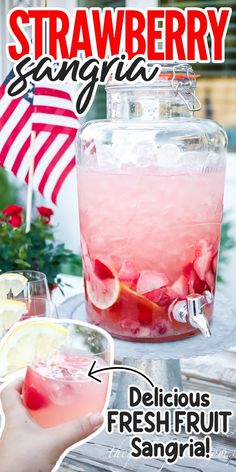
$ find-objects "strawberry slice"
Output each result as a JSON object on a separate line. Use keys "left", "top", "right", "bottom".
{"left": 183, "top": 262, "right": 205, "bottom": 294}
{"left": 145, "top": 287, "right": 171, "bottom": 306}
{"left": 118, "top": 261, "right": 139, "bottom": 289}
{"left": 120, "top": 319, "right": 140, "bottom": 335}
{"left": 182, "top": 262, "right": 194, "bottom": 278}
{"left": 206, "top": 269, "right": 215, "bottom": 291}
{"left": 212, "top": 253, "right": 218, "bottom": 274}
{"left": 24, "top": 385, "right": 49, "bottom": 411}
{"left": 190, "top": 270, "right": 206, "bottom": 293}
{"left": 94, "top": 259, "right": 115, "bottom": 280}
{"left": 158, "top": 324, "right": 167, "bottom": 335}
{"left": 137, "top": 270, "right": 169, "bottom": 294}
{"left": 168, "top": 275, "right": 188, "bottom": 299}
{"left": 193, "top": 239, "right": 213, "bottom": 281}
{"left": 153, "top": 322, "right": 167, "bottom": 336}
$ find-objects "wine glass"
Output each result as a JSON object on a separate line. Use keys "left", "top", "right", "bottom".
{"left": 0, "top": 297, "right": 58, "bottom": 340}
{"left": 6, "top": 270, "right": 50, "bottom": 299}
{"left": 18, "top": 297, "right": 58, "bottom": 320}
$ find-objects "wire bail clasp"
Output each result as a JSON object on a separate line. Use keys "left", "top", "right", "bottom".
{"left": 171, "top": 64, "right": 201, "bottom": 112}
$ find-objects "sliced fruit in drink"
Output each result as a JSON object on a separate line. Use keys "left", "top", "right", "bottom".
{"left": 87, "top": 283, "right": 166, "bottom": 326}
{"left": 0, "top": 273, "right": 28, "bottom": 299}
{"left": 23, "top": 380, "right": 49, "bottom": 410}
{"left": 168, "top": 275, "right": 188, "bottom": 299}
{"left": 182, "top": 262, "right": 194, "bottom": 278}
{"left": 158, "top": 324, "right": 167, "bottom": 335}
{"left": 193, "top": 239, "right": 213, "bottom": 281}
{"left": 137, "top": 270, "right": 169, "bottom": 294}
{"left": 86, "top": 259, "right": 120, "bottom": 310}
{"left": 145, "top": 287, "right": 171, "bottom": 306}
{"left": 190, "top": 271, "right": 206, "bottom": 294}
{"left": 120, "top": 318, "right": 140, "bottom": 335}
{"left": 0, "top": 320, "right": 68, "bottom": 378}
{"left": 118, "top": 285, "right": 166, "bottom": 325}
{"left": 86, "top": 277, "right": 120, "bottom": 310}
{"left": 206, "top": 269, "right": 215, "bottom": 291}
{"left": 182, "top": 263, "right": 206, "bottom": 294}
{"left": 212, "top": 254, "right": 218, "bottom": 274}
{"left": 0, "top": 300, "right": 27, "bottom": 336}
{"left": 118, "top": 261, "right": 139, "bottom": 289}
{"left": 153, "top": 322, "right": 168, "bottom": 336}
{"left": 94, "top": 259, "right": 116, "bottom": 280}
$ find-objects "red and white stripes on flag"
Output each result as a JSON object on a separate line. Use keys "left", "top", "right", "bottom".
{"left": 0, "top": 73, "right": 79, "bottom": 204}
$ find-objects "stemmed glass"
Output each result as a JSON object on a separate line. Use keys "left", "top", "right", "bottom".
{"left": 0, "top": 271, "right": 54, "bottom": 340}
{"left": 0, "top": 297, "right": 58, "bottom": 340}
{"left": 18, "top": 297, "right": 58, "bottom": 319}
{"left": 6, "top": 270, "right": 50, "bottom": 299}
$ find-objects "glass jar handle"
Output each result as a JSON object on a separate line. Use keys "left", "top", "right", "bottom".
{"left": 171, "top": 64, "right": 202, "bottom": 112}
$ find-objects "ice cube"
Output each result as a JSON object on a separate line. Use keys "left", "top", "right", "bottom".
{"left": 157, "top": 144, "right": 181, "bottom": 168}
{"left": 130, "top": 139, "right": 158, "bottom": 167}
{"left": 97, "top": 148, "right": 120, "bottom": 169}
{"left": 111, "top": 133, "right": 134, "bottom": 166}
{"left": 48, "top": 378, "right": 74, "bottom": 406}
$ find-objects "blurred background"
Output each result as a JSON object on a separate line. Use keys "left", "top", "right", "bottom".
{"left": 0, "top": 0, "right": 235, "bottom": 299}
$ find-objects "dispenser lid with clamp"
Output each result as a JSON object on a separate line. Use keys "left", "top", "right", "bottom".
{"left": 171, "top": 63, "right": 202, "bottom": 112}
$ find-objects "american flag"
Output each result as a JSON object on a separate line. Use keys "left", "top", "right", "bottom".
{"left": 0, "top": 70, "right": 79, "bottom": 204}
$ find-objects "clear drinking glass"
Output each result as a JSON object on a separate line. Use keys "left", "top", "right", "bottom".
{"left": 22, "top": 321, "right": 112, "bottom": 428}
{"left": 0, "top": 298, "right": 58, "bottom": 340}
{"left": 7, "top": 270, "right": 50, "bottom": 299}
{"left": 18, "top": 297, "right": 58, "bottom": 319}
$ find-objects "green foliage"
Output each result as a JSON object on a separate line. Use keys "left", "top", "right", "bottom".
{"left": 0, "top": 216, "right": 82, "bottom": 287}
{"left": 0, "top": 170, "right": 17, "bottom": 211}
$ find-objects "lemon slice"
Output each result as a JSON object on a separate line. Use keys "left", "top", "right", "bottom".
{"left": 86, "top": 278, "right": 120, "bottom": 310}
{"left": 0, "top": 319, "right": 68, "bottom": 378}
{"left": 0, "top": 300, "right": 27, "bottom": 336}
{"left": 0, "top": 273, "right": 28, "bottom": 299}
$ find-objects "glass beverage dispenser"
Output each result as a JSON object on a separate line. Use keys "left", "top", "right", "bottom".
{"left": 77, "top": 64, "right": 227, "bottom": 342}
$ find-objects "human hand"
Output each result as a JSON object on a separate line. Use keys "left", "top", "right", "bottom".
{"left": 0, "top": 378, "right": 104, "bottom": 472}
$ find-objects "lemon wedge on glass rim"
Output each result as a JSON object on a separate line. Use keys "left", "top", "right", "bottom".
{"left": 0, "top": 319, "right": 68, "bottom": 379}
{"left": 0, "top": 273, "right": 28, "bottom": 299}
{"left": 0, "top": 300, "right": 27, "bottom": 337}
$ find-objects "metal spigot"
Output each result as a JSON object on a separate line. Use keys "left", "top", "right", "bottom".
{"left": 171, "top": 290, "right": 213, "bottom": 337}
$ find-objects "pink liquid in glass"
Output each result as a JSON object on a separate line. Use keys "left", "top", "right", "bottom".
{"left": 23, "top": 354, "right": 109, "bottom": 428}
{"left": 78, "top": 167, "right": 225, "bottom": 342}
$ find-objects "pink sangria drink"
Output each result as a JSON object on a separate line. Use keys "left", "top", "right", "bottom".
{"left": 78, "top": 167, "right": 225, "bottom": 342}
{"left": 23, "top": 353, "right": 109, "bottom": 428}
{"left": 77, "top": 65, "right": 227, "bottom": 342}
{"left": 22, "top": 322, "right": 111, "bottom": 428}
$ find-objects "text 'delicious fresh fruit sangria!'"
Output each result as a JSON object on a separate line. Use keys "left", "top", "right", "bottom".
{"left": 77, "top": 65, "right": 227, "bottom": 342}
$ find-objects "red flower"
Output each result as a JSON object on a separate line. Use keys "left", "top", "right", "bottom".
{"left": 9, "top": 214, "right": 22, "bottom": 228}
{"left": 37, "top": 206, "right": 54, "bottom": 224}
{"left": 1, "top": 205, "right": 23, "bottom": 228}
{"left": 2, "top": 205, "right": 23, "bottom": 216}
